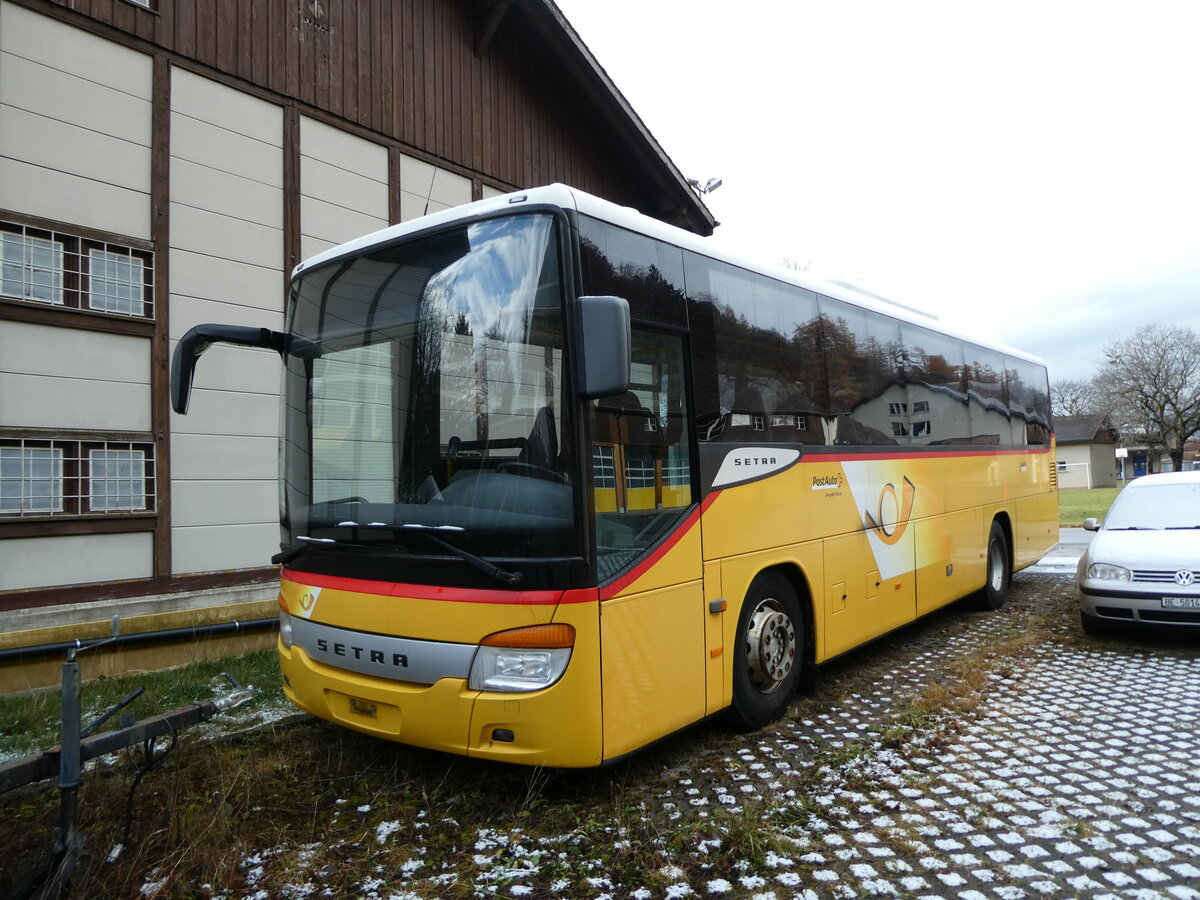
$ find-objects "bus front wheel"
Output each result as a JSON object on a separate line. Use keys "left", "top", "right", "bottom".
{"left": 729, "top": 573, "right": 804, "bottom": 730}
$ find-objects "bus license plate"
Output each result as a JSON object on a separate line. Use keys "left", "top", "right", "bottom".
{"left": 1162, "top": 597, "right": 1200, "bottom": 609}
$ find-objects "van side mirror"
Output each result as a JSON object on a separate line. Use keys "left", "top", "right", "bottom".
{"left": 171, "top": 324, "right": 289, "bottom": 414}
{"left": 1082, "top": 517, "right": 1100, "bottom": 532}
{"left": 577, "top": 295, "right": 630, "bottom": 399}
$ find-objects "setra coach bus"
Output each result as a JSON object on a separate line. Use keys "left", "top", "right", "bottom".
{"left": 172, "top": 184, "right": 1057, "bottom": 767}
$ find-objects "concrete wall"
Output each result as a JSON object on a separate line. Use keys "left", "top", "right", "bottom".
{"left": 1056, "top": 443, "right": 1118, "bottom": 490}
{"left": 168, "top": 68, "right": 285, "bottom": 575}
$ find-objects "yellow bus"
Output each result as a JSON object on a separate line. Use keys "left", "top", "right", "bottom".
{"left": 172, "top": 184, "right": 1057, "bottom": 767}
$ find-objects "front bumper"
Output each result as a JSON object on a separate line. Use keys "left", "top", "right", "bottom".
{"left": 1079, "top": 586, "right": 1200, "bottom": 627}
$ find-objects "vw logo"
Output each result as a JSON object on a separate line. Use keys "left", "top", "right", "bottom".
{"left": 1176, "top": 570, "right": 1196, "bottom": 586}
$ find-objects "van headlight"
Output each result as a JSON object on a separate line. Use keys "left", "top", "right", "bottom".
{"left": 469, "top": 624, "right": 574, "bottom": 693}
{"left": 1088, "top": 563, "right": 1132, "bottom": 582}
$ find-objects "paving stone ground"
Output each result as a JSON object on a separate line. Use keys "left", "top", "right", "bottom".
{"left": 642, "top": 573, "right": 1200, "bottom": 900}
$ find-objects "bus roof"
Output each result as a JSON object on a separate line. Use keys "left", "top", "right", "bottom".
{"left": 293, "top": 183, "right": 1047, "bottom": 369}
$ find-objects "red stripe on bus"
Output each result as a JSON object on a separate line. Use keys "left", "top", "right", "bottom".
{"left": 797, "top": 446, "right": 1052, "bottom": 463}
{"left": 599, "top": 502, "right": 710, "bottom": 600}
{"left": 280, "top": 570, "right": 595, "bottom": 605}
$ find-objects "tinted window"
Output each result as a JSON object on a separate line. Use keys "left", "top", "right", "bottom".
{"left": 964, "top": 345, "right": 1013, "bottom": 446}
{"left": 818, "top": 295, "right": 902, "bottom": 446}
{"left": 684, "top": 253, "right": 822, "bottom": 443}
{"left": 1006, "top": 355, "right": 1052, "bottom": 445}
{"left": 899, "top": 324, "right": 971, "bottom": 446}
{"left": 578, "top": 216, "right": 687, "bottom": 329}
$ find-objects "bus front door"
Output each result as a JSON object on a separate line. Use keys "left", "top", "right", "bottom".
{"left": 593, "top": 330, "right": 706, "bottom": 760}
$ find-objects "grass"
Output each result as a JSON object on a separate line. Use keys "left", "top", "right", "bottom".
{"left": 0, "top": 648, "right": 283, "bottom": 759}
{"left": 1058, "top": 485, "right": 1124, "bottom": 526}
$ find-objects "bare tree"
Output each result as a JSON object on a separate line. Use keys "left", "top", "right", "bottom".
{"left": 1095, "top": 324, "right": 1200, "bottom": 472}
{"left": 1049, "top": 377, "right": 1097, "bottom": 417}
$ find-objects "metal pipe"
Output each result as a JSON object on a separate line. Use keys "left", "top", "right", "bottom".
{"left": 0, "top": 618, "right": 278, "bottom": 665}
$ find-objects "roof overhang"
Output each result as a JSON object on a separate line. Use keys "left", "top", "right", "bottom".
{"left": 517, "top": 0, "right": 718, "bottom": 236}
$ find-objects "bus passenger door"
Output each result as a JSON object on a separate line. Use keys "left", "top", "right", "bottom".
{"left": 594, "top": 330, "right": 706, "bottom": 760}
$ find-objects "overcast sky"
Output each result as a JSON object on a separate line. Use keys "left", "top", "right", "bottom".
{"left": 552, "top": 0, "right": 1200, "bottom": 384}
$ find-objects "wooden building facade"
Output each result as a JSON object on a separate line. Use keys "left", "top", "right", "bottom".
{"left": 0, "top": 0, "right": 713, "bottom": 676}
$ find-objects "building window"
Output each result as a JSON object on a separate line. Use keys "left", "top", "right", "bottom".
{"left": 913, "top": 400, "right": 930, "bottom": 413}
{"left": 1, "top": 231, "right": 63, "bottom": 304}
{"left": 0, "top": 437, "right": 155, "bottom": 517}
{"left": 88, "top": 248, "right": 147, "bottom": 316}
{"left": 89, "top": 448, "right": 149, "bottom": 511}
{"left": 912, "top": 421, "right": 932, "bottom": 438}
{"left": 0, "top": 445, "right": 64, "bottom": 514}
{"left": 892, "top": 422, "right": 910, "bottom": 437}
{"left": 0, "top": 222, "right": 153, "bottom": 319}
{"left": 889, "top": 402, "right": 908, "bottom": 416}
{"left": 1057, "top": 460, "right": 1067, "bottom": 472}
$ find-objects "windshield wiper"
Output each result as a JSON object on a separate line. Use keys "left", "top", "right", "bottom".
{"left": 280, "top": 524, "right": 523, "bottom": 587}
{"left": 396, "top": 524, "right": 523, "bottom": 587}
{"left": 272, "top": 535, "right": 371, "bottom": 566}
{"left": 1165, "top": 525, "right": 1200, "bottom": 530}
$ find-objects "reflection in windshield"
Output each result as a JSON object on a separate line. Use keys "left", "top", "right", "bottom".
{"left": 1105, "top": 482, "right": 1200, "bottom": 531}
{"left": 280, "top": 214, "right": 578, "bottom": 572}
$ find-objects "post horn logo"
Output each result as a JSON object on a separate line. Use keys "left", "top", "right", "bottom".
{"left": 863, "top": 476, "right": 916, "bottom": 546}
{"left": 299, "top": 591, "right": 318, "bottom": 612}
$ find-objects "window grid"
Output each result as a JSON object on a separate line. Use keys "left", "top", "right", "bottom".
{"left": 625, "top": 455, "right": 657, "bottom": 489}
{"left": 0, "top": 222, "right": 153, "bottom": 320}
{"left": 1, "top": 231, "right": 63, "bottom": 304}
{"left": 592, "top": 445, "right": 616, "bottom": 489}
{"left": 0, "top": 438, "right": 155, "bottom": 517}
{"left": 0, "top": 446, "right": 63, "bottom": 514}
{"left": 88, "top": 248, "right": 146, "bottom": 316}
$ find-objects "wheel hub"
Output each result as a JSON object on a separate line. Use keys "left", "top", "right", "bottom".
{"left": 745, "top": 599, "right": 796, "bottom": 692}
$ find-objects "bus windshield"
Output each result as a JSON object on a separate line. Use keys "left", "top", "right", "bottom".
{"left": 280, "top": 213, "right": 579, "bottom": 577}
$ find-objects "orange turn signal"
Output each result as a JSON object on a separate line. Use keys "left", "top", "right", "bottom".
{"left": 480, "top": 624, "right": 576, "bottom": 649}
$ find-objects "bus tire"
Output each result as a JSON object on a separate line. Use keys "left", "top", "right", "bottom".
{"left": 729, "top": 573, "right": 804, "bottom": 730}
{"left": 975, "top": 520, "right": 1011, "bottom": 610}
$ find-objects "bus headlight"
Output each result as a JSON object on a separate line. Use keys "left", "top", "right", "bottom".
{"left": 279, "top": 609, "right": 295, "bottom": 649}
{"left": 469, "top": 624, "right": 575, "bottom": 693}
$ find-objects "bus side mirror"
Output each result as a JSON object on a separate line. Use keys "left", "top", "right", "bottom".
{"left": 577, "top": 295, "right": 630, "bottom": 399}
{"left": 171, "top": 324, "right": 290, "bottom": 414}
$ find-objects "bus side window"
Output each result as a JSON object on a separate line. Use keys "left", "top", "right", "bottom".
{"left": 592, "top": 331, "right": 694, "bottom": 581}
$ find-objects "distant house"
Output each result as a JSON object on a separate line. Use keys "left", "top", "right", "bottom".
{"left": 1055, "top": 415, "right": 1119, "bottom": 488}
{"left": 1158, "top": 440, "right": 1200, "bottom": 473}
{"left": 1186, "top": 441, "right": 1200, "bottom": 472}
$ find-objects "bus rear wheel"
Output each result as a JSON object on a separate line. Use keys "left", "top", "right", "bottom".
{"left": 974, "top": 520, "right": 1011, "bottom": 610}
{"left": 729, "top": 573, "right": 804, "bottom": 730}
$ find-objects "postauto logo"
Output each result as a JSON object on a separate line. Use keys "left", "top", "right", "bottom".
{"left": 863, "top": 476, "right": 916, "bottom": 546}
